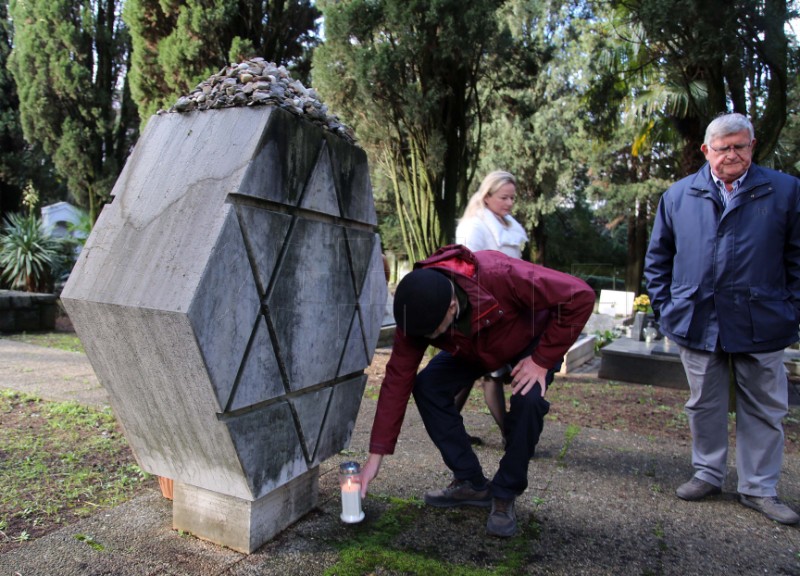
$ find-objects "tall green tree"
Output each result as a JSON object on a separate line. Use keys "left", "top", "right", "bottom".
{"left": 584, "top": 124, "right": 677, "bottom": 294}
{"left": 610, "top": 0, "right": 796, "bottom": 171}
{"left": 0, "top": 0, "right": 22, "bottom": 218}
{"left": 314, "top": 0, "right": 507, "bottom": 262}
{"left": 124, "top": 0, "right": 321, "bottom": 123}
{"left": 0, "top": 0, "right": 63, "bottom": 220}
{"left": 576, "top": 0, "right": 797, "bottom": 293}
{"left": 774, "top": 42, "right": 800, "bottom": 176}
{"left": 477, "top": 0, "right": 593, "bottom": 265}
{"left": 9, "top": 0, "right": 139, "bottom": 222}
{"left": 578, "top": 4, "right": 682, "bottom": 294}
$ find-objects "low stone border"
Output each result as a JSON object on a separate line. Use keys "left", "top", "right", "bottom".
{"left": 0, "top": 289, "right": 57, "bottom": 332}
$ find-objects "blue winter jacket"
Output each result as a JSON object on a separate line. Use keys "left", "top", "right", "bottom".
{"left": 645, "top": 163, "right": 800, "bottom": 353}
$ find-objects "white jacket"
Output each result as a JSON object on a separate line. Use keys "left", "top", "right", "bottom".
{"left": 455, "top": 208, "right": 528, "bottom": 258}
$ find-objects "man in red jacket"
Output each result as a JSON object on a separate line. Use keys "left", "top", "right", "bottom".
{"left": 360, "top": 245, "right": 594, "bottom": 537}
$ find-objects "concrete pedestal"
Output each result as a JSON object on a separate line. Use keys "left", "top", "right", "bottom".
{"left": 173, "top": 468, "right": 319, "bottom": 554}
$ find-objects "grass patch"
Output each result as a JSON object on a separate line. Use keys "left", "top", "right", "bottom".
{"left": 4, "top": 331, "right": 84, "bottom": 353}
{"left": 0, "top": 390, "right": 151, "bottom": 552}
{"left": 558, "top": 423, "right": 581, "bottom": 462}
{"left": 324, "top": 496, "right": 534, "bottom": 575}
{"left": 74, "top": 533, "right": 105, "bottom": 551}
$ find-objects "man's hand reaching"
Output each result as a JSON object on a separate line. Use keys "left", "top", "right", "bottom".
{"left": 360, "top": 453, "right": 383, "bottom": 498}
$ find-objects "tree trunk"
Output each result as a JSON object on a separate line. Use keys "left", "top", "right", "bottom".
{"left": 530, "top": 221, "right": 547, "bottom": 265}
{"left": 753, "top": 0, "right": 788, "bottom": 161}
{"left": 625, "top": 199, "right": 649, "bottom": 294}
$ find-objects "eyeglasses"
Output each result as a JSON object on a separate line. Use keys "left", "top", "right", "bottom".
{"left": 707, "top": 142, "right": 752, "bottom": 154}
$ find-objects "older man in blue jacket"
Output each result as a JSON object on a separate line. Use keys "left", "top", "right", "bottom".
{"left": 645, "top": 112, "right": 800, "bottom": 524}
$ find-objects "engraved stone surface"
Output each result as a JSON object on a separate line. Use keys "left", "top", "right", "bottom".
{"left": 61, "top": 106, "right": 386, "bottom": 508}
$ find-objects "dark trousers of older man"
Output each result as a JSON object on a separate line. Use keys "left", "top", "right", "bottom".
{"left": 412, "top": 342, "right": 553, "bottom": 501}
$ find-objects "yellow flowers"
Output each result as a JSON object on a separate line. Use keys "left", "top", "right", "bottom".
{"left": 633, "top": 294, "right": 651, "bottom": 313}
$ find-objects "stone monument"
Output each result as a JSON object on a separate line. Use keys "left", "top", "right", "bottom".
{"left": 61, "top": 61, "right": 387, "bottom": 553}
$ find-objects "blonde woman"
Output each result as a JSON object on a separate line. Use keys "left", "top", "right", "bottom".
{"left": 454, "top": 171, "right": 529, "bottom": 444}
{"left": 455, "top": 170, "right": 528, "bottom": 257}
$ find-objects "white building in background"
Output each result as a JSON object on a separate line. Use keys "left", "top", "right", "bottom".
{"left": 41, "top": 201, "right": 83, "bottom": 239}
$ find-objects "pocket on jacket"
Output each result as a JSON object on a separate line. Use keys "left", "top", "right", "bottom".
{"left": 660, "top": 283, "right": 699, "bottom": 338}
{"left": 748, "top": 287, "right": 798, "bottom": 343}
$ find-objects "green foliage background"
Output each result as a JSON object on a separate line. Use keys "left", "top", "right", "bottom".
{"left": 0, "top": 0, "right": 797, "bottom": 291}
{"left": 123, "top": 0, "right": 320, "bottom": 125}
{"left": 8, "top": 0, "right": 138, "bottom": 222}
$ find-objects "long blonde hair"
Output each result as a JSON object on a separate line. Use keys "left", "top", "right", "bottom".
{"left": 461, "top": 171, "right": 517, "bottom": 220}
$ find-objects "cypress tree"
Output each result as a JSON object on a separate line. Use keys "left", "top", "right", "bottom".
{"left": 124, "top": 0, "right": 320, "bottom": 124}
{"left": 9, "top": 0, "right": 138, "bottom": 221}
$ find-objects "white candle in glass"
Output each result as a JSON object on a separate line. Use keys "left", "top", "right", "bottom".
{"left": 340, "top": 477, "right": 364, "bottom": 523}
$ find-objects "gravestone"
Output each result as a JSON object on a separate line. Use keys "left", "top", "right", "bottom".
{"left": 597, "top": 289, "right": 635, "bottom": 317}
{"left": 61, "top": 99, "right": 386, "bottom": 552}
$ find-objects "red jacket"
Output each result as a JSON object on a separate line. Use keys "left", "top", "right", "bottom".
{"left": 369, "top": 245, "right": 595, "bottom": 455}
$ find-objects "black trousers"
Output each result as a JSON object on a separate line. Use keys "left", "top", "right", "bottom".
{"left": 412, "top": 344, "right": 553, "bottom": 501}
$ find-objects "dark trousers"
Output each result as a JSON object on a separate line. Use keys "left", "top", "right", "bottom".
{"left": 412, "top": 344, "right": 552, "bottom": 501}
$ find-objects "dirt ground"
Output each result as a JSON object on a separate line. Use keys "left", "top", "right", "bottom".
{"left": 363, "top": 348, "right": 800, "bottom": 456}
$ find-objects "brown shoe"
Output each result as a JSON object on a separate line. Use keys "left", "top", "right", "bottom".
{"left": 676, "top": 477, "right": 721, "bottom": 501}
{"left": 424, "top": 479, "right": 491, "bottom": 508}
{"left": 486, "top": 497, "right": 517, "bottom": 537}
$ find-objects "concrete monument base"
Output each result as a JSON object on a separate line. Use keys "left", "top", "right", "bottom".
{"left": 172, "top": 467, "right": 319, "bottom": 554}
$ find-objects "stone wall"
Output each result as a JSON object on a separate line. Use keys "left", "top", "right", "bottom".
{"left": 0, "top": 290, "right": 57, "bottom": 333}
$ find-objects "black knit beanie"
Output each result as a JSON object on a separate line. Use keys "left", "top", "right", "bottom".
{"left": 393, "top": 269, "right": 453, "bottom": 337}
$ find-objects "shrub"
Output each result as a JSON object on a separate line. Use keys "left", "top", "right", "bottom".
{"left": 0, "top": 212, "right": 67, "bottom": 293}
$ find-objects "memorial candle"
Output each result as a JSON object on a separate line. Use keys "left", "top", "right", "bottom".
{"left": 339, "top": 461, "right": 365, "bottom": 523}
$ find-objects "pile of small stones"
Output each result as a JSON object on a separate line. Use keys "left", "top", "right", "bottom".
{"left": 166, "top": 57, "right": 356, "bottom": 145}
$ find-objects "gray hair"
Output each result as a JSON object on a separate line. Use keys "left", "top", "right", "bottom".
{"left": 704, "top": 113, "right": 754, "bottom": 145}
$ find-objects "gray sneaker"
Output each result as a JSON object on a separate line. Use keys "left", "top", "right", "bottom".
{"left": 424, "top": 479, "right": 491, "bottom": 508}
{"left": 739, "top": 495, "right": 800, "bottom": 525}
{"left": 676, "top": 477, "right": 721, "bottom": 501}
{"left": 486, "top": 497, "right": 517, "bottom": 537}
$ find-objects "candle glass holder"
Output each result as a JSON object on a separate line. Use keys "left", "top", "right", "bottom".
{"left": 339, "top": 461, "right": 365, "bottom": 523}
{"left": 643, "top": 321, "right": 658, "bottom": 344}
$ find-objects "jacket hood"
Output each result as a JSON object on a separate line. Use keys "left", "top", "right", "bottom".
{"left": 414, "top": 244, "right": 477, "bottom": 278}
